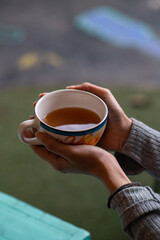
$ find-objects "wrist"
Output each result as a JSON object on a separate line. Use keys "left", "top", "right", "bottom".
{"left": 94, "top": 152, "right": 131, "bottom": 193}
{"left": 105, "top": 169, "right": 131, "bottom": 193}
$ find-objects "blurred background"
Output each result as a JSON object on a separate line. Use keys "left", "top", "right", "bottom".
{"left": 1, "top": 0, "right": 160, "bottom": 239}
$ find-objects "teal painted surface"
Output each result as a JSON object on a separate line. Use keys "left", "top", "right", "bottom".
{"left": 0, "top": 192, "right": 90, "bottom": 240}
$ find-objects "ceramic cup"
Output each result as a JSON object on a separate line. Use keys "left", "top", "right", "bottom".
{"left": 18, "top": 89, "right": 108, "bottom": 145}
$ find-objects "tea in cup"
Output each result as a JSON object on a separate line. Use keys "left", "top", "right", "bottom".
{"left": 18, "top": 89, "right": 108, "bottom": 145}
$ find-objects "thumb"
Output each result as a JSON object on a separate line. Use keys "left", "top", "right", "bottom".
{"left": 67, "top": 82, "right": 108, "bottom": 100}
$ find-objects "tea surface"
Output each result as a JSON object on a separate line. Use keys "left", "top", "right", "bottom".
{"left": 43, "top": 107, "right": 101, "bottom": 131}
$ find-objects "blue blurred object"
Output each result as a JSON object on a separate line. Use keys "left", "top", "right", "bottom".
{"left": 0, "top": 23, "right": 26, "bottom": 45}
{"left": 74, "top": 6, "right": 160, "bottom": 59}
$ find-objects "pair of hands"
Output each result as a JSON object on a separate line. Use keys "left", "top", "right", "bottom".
{"left": 25, "top": 82, "right": 132, "bottom": 193}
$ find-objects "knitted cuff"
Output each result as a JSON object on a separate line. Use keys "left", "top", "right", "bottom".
{"left": 107, "top": 182, "right": 141, "bottom": 208}
{"left": 108, "top": 185, "right": 160, "bottom": 230}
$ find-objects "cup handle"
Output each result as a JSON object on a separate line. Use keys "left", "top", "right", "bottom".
{"left": 18, "top": 118, "right": 41, "bottom": 145}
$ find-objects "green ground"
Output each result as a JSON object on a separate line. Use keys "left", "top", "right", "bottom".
{"left": 1, "top": 85, "right": 160, "bottom": 240}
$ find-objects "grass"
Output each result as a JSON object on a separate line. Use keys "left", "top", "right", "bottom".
{"left": 0, "top": 85, "right": 160, "bottom": 240}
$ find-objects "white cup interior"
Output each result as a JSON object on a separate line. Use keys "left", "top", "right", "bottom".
{"left": 35, "top": 89, "right": 108, "bottom": 127}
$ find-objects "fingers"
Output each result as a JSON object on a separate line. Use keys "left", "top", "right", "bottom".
{"left": 67, "top": 82, "right": 109, "bottom": 100}
{"left": 67, "top": 82, "right": 120, "bottom": 112}
{"left": 33, "top": 132, "right": 74, "bottom": 171}
{"left": 29, "top": 115, "right": 37, "bottom": 134}
{"left": 24, "top": 128, "right": 34, "bottom": 138}
{"left": 35, "top": 132, "right": 73, "bottom": 159}
{"left": 31, "top": 144, "right": 50, "bottom": 159}
{"left": 30, "top": 144, "right": 64, "bottom": 169}
{"left": 39, "top": 92, "right": 48, "bottom": 98}
{"left": 33, "top": 92, "right": 48, "bottom": 107}
{"left": 31, "top": 144, "right": 56, "bottom": 162}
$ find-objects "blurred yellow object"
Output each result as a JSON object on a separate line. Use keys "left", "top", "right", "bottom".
{"left": 17, "top": 52, "right": 64, "bottom": 70}
{"left": 17, "top": 52, "right": 39, "bottom": 70}
{"left": 44, "top": 52, "right": 64, "bottom": 67}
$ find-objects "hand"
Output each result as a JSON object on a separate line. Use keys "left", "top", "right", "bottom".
{"left": 67, "top": 82, "right": 132, "bottom": 152}
{"left": 24, "top": 130, "right": 131, "bottom": 193}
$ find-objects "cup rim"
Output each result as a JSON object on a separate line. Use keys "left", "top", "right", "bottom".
{"left": 35, "top": 89, "right": 108, "bottom": 136}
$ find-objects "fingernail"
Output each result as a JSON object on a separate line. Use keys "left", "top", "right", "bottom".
{"left": 33, "top": 101, "right": 37, "bottom": 106}
{"left": 39, "top": 92, "right": 48, "bottom": 97}
{"left": 66, "top": 85, "right": 75, "bottom": 89}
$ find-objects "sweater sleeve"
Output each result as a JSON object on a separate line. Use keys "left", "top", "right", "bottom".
{"left": 121, "top": 118, "right": 160, "bottom": 179}
{"left": 114, "top": 152, "right": 144, "bottom": 175}
{"left": 110, "top": 185, "right": 160, "bottom": 240}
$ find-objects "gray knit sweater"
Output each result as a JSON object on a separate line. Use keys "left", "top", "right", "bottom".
{"left": 110, "top": 118, "right": 160, "bottom": 240}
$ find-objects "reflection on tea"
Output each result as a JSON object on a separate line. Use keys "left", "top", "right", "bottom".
{"left": 42, "top": 107, "right": 101, "bottom": 131}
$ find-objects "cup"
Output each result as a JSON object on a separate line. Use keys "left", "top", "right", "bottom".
{"left": 18, "top": 89, "right": 108, "bottom": 145}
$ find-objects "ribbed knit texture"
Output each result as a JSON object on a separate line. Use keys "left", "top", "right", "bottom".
{"left": 108, "top": 182, "right": 141, "bottom": 208}
{"left": 109, "top": 119, "right": 160, "bottom": 239}
{"left": 122, "top": 118, "right": 160, "bottom": 179}
{"left": 110, "top": 186, "right": 160, "bottom": 239}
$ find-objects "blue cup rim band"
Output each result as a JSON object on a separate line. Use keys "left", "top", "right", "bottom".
{"left": 40, "top": 117, "right": 107, "bottom": 136}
